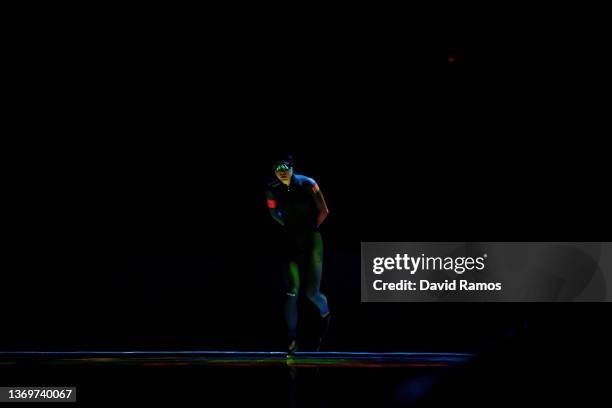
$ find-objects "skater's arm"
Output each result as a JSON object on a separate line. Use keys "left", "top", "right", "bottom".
{"left": 266, "top": 190, "right": 285, "bottom": 226}
{"left": 307, "top": 178, "right": 330, "bottom": 228}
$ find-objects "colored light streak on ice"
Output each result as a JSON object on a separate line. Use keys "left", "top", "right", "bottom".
{"left": 0, "top": 351, "right": 473, "bottom": 368}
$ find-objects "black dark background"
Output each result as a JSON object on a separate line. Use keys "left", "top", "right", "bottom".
{"left": 3, "top": 8, "right": 610, "bottom": 405}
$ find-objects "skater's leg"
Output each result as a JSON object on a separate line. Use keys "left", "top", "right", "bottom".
{"left": 304, "top": 232, "right": 329, "bottom": 317}
{"left": 284, "top": 261, "right": 300, "bottom": 340}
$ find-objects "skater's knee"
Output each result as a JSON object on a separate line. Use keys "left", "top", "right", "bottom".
{"left": 305, "top": 289, "right": 319, "bottom": 302}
